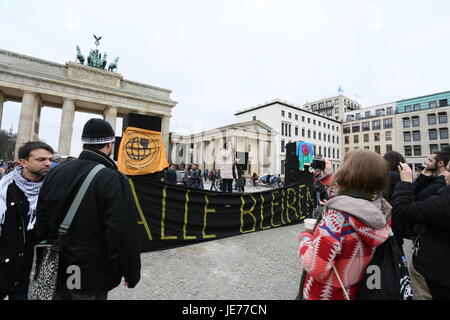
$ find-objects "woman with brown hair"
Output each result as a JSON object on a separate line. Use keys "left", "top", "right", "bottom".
{"left": 298, "top": 150, "right": 392, "bottom": 300}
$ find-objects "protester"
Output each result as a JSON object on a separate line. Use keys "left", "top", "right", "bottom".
{"left": 34, "top": 118, "right": 141, "bottom": 300}
{"left": 189, "top": 164, "right": 202, "bottom": 189}
{"left": 298, "top": 151, "right": 391, "bottom": 300}
{"left": 235, "top": 168, "right": 245, "bottom": 193}
{"left": 164, "top": 164, "right": 177, "bottom": 184}
{"left": 414, "top": 151, "right": 448, "bottom": 201}
{"left": 203, "top": 169, "right": 209, "bottom": 182}
{"left": 383, "top": 151, "right": 406, "bottom": 203}
{"left": 209, "top": 170, "right": 217, "bottom": 191}
{"left": 0, "top": 141, "right": 54, "bottom": 300}
{"left": 251, "top": 172, "right": 258, "bottom": 187}
{"left": 392, "top": 161, "right": 450, "bottom": 299}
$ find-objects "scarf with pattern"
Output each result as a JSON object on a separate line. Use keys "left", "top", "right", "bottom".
{"left": 0, "top": 166, "right": 44, "bottom": 236}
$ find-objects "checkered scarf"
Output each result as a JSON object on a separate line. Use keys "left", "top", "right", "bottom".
{"left": 0, "top": 166, "right": 43, "bottom": 236}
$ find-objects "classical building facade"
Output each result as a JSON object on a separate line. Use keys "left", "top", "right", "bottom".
{"left": 169, "top": 120, "right": 276, "bottom": 176}
{"left": 0, "top": 49, "right": 177, "bottom": 159}
{"left": 234, "top": 99, "right": 342, "bottom": 174}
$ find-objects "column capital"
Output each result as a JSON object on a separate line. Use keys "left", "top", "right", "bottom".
{"left": 63, "top": 97, "right": 75, "bottom": 103}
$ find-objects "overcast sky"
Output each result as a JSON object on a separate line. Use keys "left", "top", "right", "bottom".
{"left": 1, "top": 0, "right": 450, "bottom": 156}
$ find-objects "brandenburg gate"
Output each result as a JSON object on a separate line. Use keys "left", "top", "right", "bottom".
{"left": 0, "top": 47, "right": 177, "bottom": 159}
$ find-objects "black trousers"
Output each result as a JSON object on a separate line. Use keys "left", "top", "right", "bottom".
{"left": 222, "top": 179, "right": 233, "bottom": 193}
{"left": 425, "top": 278, "right": 450, "bottom": 300}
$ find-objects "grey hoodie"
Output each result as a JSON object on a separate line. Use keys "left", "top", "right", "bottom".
{"left": 325, "top": 195, "right": 392, "bottom": 230}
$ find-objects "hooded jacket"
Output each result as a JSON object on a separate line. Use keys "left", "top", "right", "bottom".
{"left": 299, "top": 195, "right": 391, "bottom": 300}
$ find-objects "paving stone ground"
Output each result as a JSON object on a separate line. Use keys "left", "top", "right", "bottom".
{"left": 109, "top": 221, "right": 415, "bottom": 300}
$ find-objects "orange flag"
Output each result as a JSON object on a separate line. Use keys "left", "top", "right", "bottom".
{"left": 118, "top": 126, "right": 169, "bottom": 175}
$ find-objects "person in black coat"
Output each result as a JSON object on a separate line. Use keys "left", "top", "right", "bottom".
{"left": 392, "top": 162, "right": 450, "bottom": 300}
{"left": 164, "top": 164, "right": 178, "bottom": 184}
{"left": 0, "top": 141, "right": 54, "bottom": 300}
{"left": 413, "top": 151, "right": 448, "bottom": 201}
{"left": 34, "top": 119, "right": 141, "bottom": 300}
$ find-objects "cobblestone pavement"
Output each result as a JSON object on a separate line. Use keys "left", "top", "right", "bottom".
{"left": 109, "top": 222, "right": 415, "bottom": 300}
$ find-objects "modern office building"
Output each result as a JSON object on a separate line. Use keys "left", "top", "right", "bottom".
{"left": 234, "top": 99, "right": 342, "bottom": 174}
{"left": 303, "top": 95, "right": 361, "bottom": 121}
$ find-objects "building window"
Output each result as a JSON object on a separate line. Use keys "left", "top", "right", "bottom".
{"left": 374, "top": 132, "right": 380, "bottom": 142}
{"left": 364, "top": 133, "right": 369, "bottom": 142}
{"left": 428, "top": 114, "right": 437, "bottom": 125}
{"left": 335, "top": 107, "right": 339, "bottom": 113}
{"left": 337, "top": 149, "right": 340, "bottom": 159}
{"left": 385, "top": 131, "right": 392, "bottom": 141}
{"left": 295, "top": 114, "right": 298, "bottom": 120}
{"left": 362, "top": 121, "right": 370, "bottom": 131}
{"left": 318, "top": 132, "right": 321, "bottom": 140}
{"left": 327, "top": 124, "right": 330, "bottom": 129}
{"left": 352, "top": 123, "right": 360, "bottom": 133}
{"left": 429, "top": 101, "right": 437, "bottom": 108}
{"left": 386, "top": 144, "right": 393, "bottom": 152}
{"left": 365, "top": 111, "right": 371, "bottom": 118}
{"left": 318, "top": 146, "right": 322, "bottom": 156}
{"left": 281, "top": 140, "right": 285, "bottom": 153}
{"left": 414, "top": 145, "right": 422, "bottom": 156}
{"left": 429, "top": 129, "right": 438, "bottom": 140}
{"left": 440, "top": 128, "right": 449, "bottom": 139}
{"left": 441, "top": 143, "right": 450, "bottom": 150}
{"left": 354, "top": 146, "right": 360, "bottom": 150}
{"left": 288, "top": 112, "right": 292, "bottom": 119}
{"left": 356, "top": 113, "right": 361, "bottom": 120}
{"left": 403, "top": 132, "right": 411, "bottom": 142}
{"left": 413, "top": 131, "right": 421, "bottom": 141}
{"left": 354, "top": 135, "right": 359, "bottom": 143}
{"left": 346, "top": 115, "right": 354, "bottom": 122}
{"left": 412, "top": 116, "right": 420, "bottom": 127}
{"left": 289, "top": 124, "right": 291, "bottom": 137}
{"left": 404, "top": 105, "right": 412, "bottom": 112}
{"left": 430, "top": 144, "right": 439, "bottom": 154}
{"left": 281, "top": 123, "right": 284, "bottom": 136}
{"left": 439, "top": 99, "right": 448, "bottom": 107}
{"left": 344, "top": 136, "right": 349, "bottom": 144}
{"left": 302, "top": 128, "right": 305, "bottom": 137}
{"left": 375, "top": 145, "right": 381, "bottom": 154}
{"left": 387, "top": 107, "right": 394, "bottom": 115}
{"left": 364, "top": 146, "right": 370, "bottom": 150}
{"left": 337, "top": 137, "right": 339, "bottom": 144}
{"left": 295, "top": 126, "right": 298, "bottom": 136}
{"left": 332, "top": 135, "right": 335, "bottom": 143}
{"left": 343, "top": 125, "right": 351, "bottom": 134}
{"left": 307, "top": 130, "right": 311, "bottom": 138}
{"left": 372, "top": 120, "right": 381, "bottom": 130}
{"left": 403, "top": 118, "right": 410, "bottom": 128}
{"left": 404, "top": 146, "right": 412, "bottom": 157}
{"left": 328, "top": 135, "right": 331, "bottom": 142}
{"left": 413, "top": 103, "right": 421, "bottom": 111}
{"left": 307, "top": 118, "right": 311, "bottom": 124}
{"left": 383, "top": 118, "right": 393, "bottom": 129}
{"left": 313, "top": 131, "right": 316, "bottom": 139}
{"left": 281, "top": 110, "right": 285, "bottom": 117}
{"left": 252, "top": 116, "right": 256, "bottom": 120}
{"left": 439, "top": 112, "right": 448, "bottom": 124}
{"left": 345, "top": 147, "right": 350, "bottom": 153}
{"left": 302, "top": 116, "right": 305, "bottom": 122}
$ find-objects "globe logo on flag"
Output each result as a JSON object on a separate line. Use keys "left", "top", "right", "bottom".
{"left": 124, "top": 133, "right": 159, "bottom": 168}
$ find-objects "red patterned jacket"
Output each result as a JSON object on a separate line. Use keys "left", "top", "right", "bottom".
{"left": 299, "top": 195, "right": 391, "bottom": 300}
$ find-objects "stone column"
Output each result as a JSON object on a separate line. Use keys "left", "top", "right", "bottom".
{"left": 160, "top": 115, "right": 171, "bottom": 159}
{"left": 58, "top": 98, "right": 76, "bottom": 155}
{"left": 0, "top": 91, "right": 4, "bottom": 129}
{"left": 15, "top": 92, "right": 38, "bottom": 160}
{"left": 103, "top": 106, "right": 118, "bottom": 134}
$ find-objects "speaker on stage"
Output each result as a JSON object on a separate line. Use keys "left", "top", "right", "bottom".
{"left": 285, "top": 142, "right": 297, "bottom": 157}
{"left": 122, "top": 113, "right": 162, "bottom": 132}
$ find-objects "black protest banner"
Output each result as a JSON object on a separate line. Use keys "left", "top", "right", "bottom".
{"left": 129, "top": 173, "right": 314, "bottom": 253}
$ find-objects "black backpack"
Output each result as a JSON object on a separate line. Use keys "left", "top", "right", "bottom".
{"left": 356, "top": 233, "right": 413, "bottom": 300}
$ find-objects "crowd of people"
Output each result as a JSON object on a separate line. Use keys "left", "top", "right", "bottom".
{"left": 2, "top": 117, "right": 449, "bottom": 301}
{"left": 298, "top": 147, "right": 450, "bottom": 300}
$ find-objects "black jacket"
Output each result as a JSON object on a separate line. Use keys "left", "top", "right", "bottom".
{"left": 0, "top": 183, "right": 35, "bottom": 294}
{"left": 414, "top": 173, "right": 446, "bottom": 201}
{"left": 164, "top": 168, "right": 177, "bottom": 184}
{"left": 34, "top": 149, "right": 141, "bottom": 293}
{"left": 385, "top": 170, "right": 401, "bottom": 203}
{"left": 391, "top": 182, "right": 450, "bottom": 287}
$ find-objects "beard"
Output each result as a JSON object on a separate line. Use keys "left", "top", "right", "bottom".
{"left": 29, "top": 167, "right": 50, "bottom": 177}
{"left": 426, "top": 164, "right": 437, "bottom": 172}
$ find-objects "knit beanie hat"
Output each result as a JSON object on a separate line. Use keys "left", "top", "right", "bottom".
{"left": 81, "top": 118, "right": 116, "bottom": 144}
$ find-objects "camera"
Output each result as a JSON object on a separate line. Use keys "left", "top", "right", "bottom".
{"left": 311, "top": 159, "right": 325, "bottom": 171}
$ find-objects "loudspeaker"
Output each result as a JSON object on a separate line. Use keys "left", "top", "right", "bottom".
{"left": 286, "top": 142, "right": 297, "bottom": 157}
{"left": 113, "top": 136, "right": 122, "bottom": 161}
{"left": 123, "top": 113, "right": 162, "bottom": 132}
{"left": 284, "top": 158, "right": 302, "bottom": 185}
